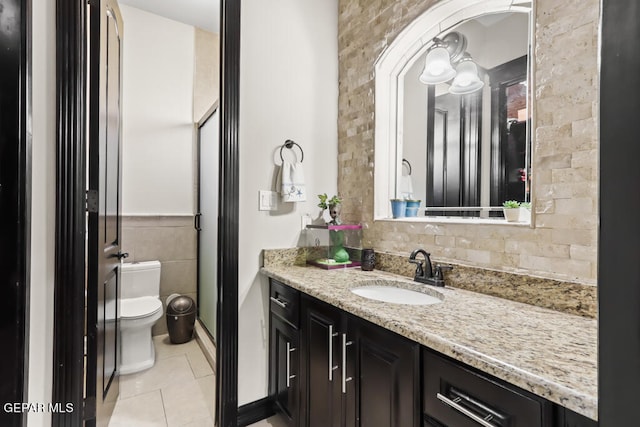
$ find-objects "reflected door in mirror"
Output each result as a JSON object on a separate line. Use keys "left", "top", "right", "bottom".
{"left": 426, "top": 87, "right": 482, "bottom": 216}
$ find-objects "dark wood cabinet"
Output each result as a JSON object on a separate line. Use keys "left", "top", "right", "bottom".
{"left": 300, "top": 295, "right": 345, "bottom": 427}
{"left": 351, "top": 317, "right": 420, "bottom": 427}
{"left": 268, "top": 279, "right": 598, "bottom": 427}
{"left": 270, "top": 315, "right": 300, "bottom": 426}
{"left": 423, "top": 349, "right": 553, "bottom": 427}
{"left": 555, "top": 407, "right": 598, "bottom": 427}
{"left": 298, "top": 294, "right": 420, "bottom": 427}
{"left": 269, "top": 281, "right": 301, "bottom": 427}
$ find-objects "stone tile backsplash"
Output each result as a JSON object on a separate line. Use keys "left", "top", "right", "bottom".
{"left": 263, "top": 248, "right": 597, "bottom": 318}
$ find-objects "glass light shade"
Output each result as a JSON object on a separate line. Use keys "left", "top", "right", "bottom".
{"left": 419, "top": 46, "right": 456, "bottom": 84}
{"left": 448, "top": 59, "right": 484, "bottom": 94}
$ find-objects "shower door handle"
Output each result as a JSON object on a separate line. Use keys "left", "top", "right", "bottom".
{"left": 194, "top": 213, "right": 202, "bottom": 231}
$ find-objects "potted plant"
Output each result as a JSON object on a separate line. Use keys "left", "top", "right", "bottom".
{"left": 318, "top": 193, "right": 343, "bottom": 225}
{"left": 390, "top": 198, "right": 407, "bottom": 218}
{"left": 519, "top": 201, "right": 531, "bottom": 222}
{"left": 502, "top": 200, "right": 521, "bottom": 222}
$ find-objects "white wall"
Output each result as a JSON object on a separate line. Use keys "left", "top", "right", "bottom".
{"left": 238, "top": 0, "right": 339, "bottom": 405}
{"left": 462, "top": 13, "right": 529, "bottom": 70}
{"left": 120, "top": 5, "right": 196, "bottom": 215}
{"left": 402, "top": 63, "right": 428, "bottom": 202}
{"left": 28, "top": 1, "right": 56, "bottom": 426}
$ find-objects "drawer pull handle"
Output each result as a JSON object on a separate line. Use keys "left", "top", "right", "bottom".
{"left": 328, "top": 325, "right": 339, "bottom": 381}
{"left": 270, "top": 296, "right": 288, "bottom": 309}
{"left": 341, "top": 333, "right": 353, "bottom": 394}
{"left": 286, "top": 342, "right": 296, "bottom": 388}
{"left": 436, "top": 393, "right": 498, "bottom": 427}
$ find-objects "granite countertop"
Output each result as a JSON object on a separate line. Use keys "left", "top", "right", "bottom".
{"left": 261, "top": 265, "right": 598, "bottom": 421}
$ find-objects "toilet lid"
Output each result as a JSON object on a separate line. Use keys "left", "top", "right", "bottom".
{"left": 121, "top": 296, "right": 162, "bottom": 320}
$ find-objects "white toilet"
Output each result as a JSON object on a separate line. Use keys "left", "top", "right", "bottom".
{"left": 120, "top": 260, "right": 164, "bottom": 375}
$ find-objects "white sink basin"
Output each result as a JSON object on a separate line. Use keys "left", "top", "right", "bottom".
{"left": 350, "top": 284, "right": 442, "bottom": 305}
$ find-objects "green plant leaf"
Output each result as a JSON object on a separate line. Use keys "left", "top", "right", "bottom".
{"left": 502, "top": 200, "right": 520, "bottom": 208}
{"left": 317, "top": 193, "right": 328, "bottom": 209}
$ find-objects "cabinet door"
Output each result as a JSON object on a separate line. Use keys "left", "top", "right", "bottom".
{"left": 351, "top": 318, "right": 420, "bottom": 427}
{"left": 300, "top": 296, "right": 343, "bottom": 427}
{"left": 270, "top": 315, "right": 300, "bottom": 426}
{"left": 556, "top": 407, "right": 598, "bottom": 427}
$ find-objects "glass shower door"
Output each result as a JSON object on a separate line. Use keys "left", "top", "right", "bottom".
{"left": 197, "top": 107, "right": 219, "bottom": 338}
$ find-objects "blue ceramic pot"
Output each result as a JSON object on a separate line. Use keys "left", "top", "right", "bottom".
{"left": 405, "top": 207, "right": 419, "bottom": 217}
{"left": 390, "top": 200, "right": 407, "bottom": 218}
{"left": 405, "top": 200, "right": 421, "bottom": 217}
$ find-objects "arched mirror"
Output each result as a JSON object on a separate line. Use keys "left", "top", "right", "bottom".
{"left": 374, "top": 1, "right": 533, "bottom": 222}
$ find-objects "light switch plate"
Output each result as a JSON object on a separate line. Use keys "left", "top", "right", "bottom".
{"left": 301, "top": 214, "right": 312, "bottom": 230}
{"left": 258, "top": 190, "right": 278, "bottom": 211}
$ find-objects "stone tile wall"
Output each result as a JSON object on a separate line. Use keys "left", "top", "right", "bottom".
{"left": 193, "top": 28, "right": 220, "bottom": 122}
{"left": 121, "top": 216, "right": 197, "bottom": 335}
{"left": 337, "top": 0, "right": 600, "bottom": 285}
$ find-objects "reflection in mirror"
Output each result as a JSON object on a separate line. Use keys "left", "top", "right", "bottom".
{"left": 399, "top": 11, "right": 531, "bottom": 218}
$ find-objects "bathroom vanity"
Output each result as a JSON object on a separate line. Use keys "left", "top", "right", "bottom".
{"left": 263, "top": 265, "right": 598, "bottom": 427}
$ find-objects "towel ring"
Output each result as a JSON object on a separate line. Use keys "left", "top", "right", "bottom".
{"left": 279, "top": 139, "right": 304, "bottom": 163}
{"left": 402, "top": 158, "right": 412, "bottom": 175}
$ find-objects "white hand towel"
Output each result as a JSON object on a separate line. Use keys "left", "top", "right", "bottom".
{"left": 279, "top": 160, "right": 306, "bottom": 202}
{"left": 399, "top": 174, "right": 414, "bottom": 199}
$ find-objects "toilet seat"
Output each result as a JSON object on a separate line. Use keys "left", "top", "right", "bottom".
{"left": 121, "top": 296, "right": 162, "bottom": 320}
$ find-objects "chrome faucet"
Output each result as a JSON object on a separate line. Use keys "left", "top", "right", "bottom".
{"left": 408, "top": 249, "right": 453, "bottom": 287}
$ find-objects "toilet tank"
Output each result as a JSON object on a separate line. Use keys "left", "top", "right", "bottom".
{"left": 121, "top": 261, "right": 161, "bottom": 299}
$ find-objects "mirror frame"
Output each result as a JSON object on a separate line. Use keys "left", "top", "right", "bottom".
{"left": 373, "top": 0, "right": 533, "bottom": 222}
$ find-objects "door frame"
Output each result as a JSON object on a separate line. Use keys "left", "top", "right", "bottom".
{"left": 0, "top": 0, "right": 32, "bottom": 424}
{"left": 217, "top": 1, "right": 241, "bottom": 424}
{"left": 53, "top": 1, "right": 241, "bottom": 426}
{"left": 52, "top": 0, "right": 87, "bottom": 425}
{"left": 598, "top": 0, "right": 640, "bottom": 423}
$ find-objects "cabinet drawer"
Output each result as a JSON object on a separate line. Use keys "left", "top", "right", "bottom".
{"left": 423, "top": 350, "right": 551, "bottom": 427}
{"left": 270, "top": 280, "right": 299, "bottom": 328}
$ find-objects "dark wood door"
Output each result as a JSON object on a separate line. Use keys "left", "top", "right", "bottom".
{"left": 270, "top": 315, "right": 300, "bottom": 426}
{"left": 0, "top": 0, "right": 29, "bottom": 424}
{"left": 87, "top": 0, "right": 124, "bottom": 425}
{"left": 488, "top": 56, "right": 528, "bottom": 208}
{"left": 301, "top": 296, "right": 343, "bottom": 427}
{"left": 427, "top": 89, "right": 482, "bottom": 215}
{"left": 351, "top": 318, "right": 420, "bottom": 427}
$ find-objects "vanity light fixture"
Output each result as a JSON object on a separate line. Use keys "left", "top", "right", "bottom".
{"left": 418, "top": 41, "right": 456, "bottom": 84}
{"left": 448, "top": 54, "right": 485, "bottom": 94}
{"left": 419, "top": 31, "right": 484, "bottom": 95}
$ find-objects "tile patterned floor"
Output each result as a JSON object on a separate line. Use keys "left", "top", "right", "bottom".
{"left": 109, "top": 334, "right": 215, "bottom": 427}
{"left": 109, "top": 334, "right": 285, "bottom": 427}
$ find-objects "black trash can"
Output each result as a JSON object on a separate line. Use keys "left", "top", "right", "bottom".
{"left": 166, "top": 295, "right": 196, "bottom": 344}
